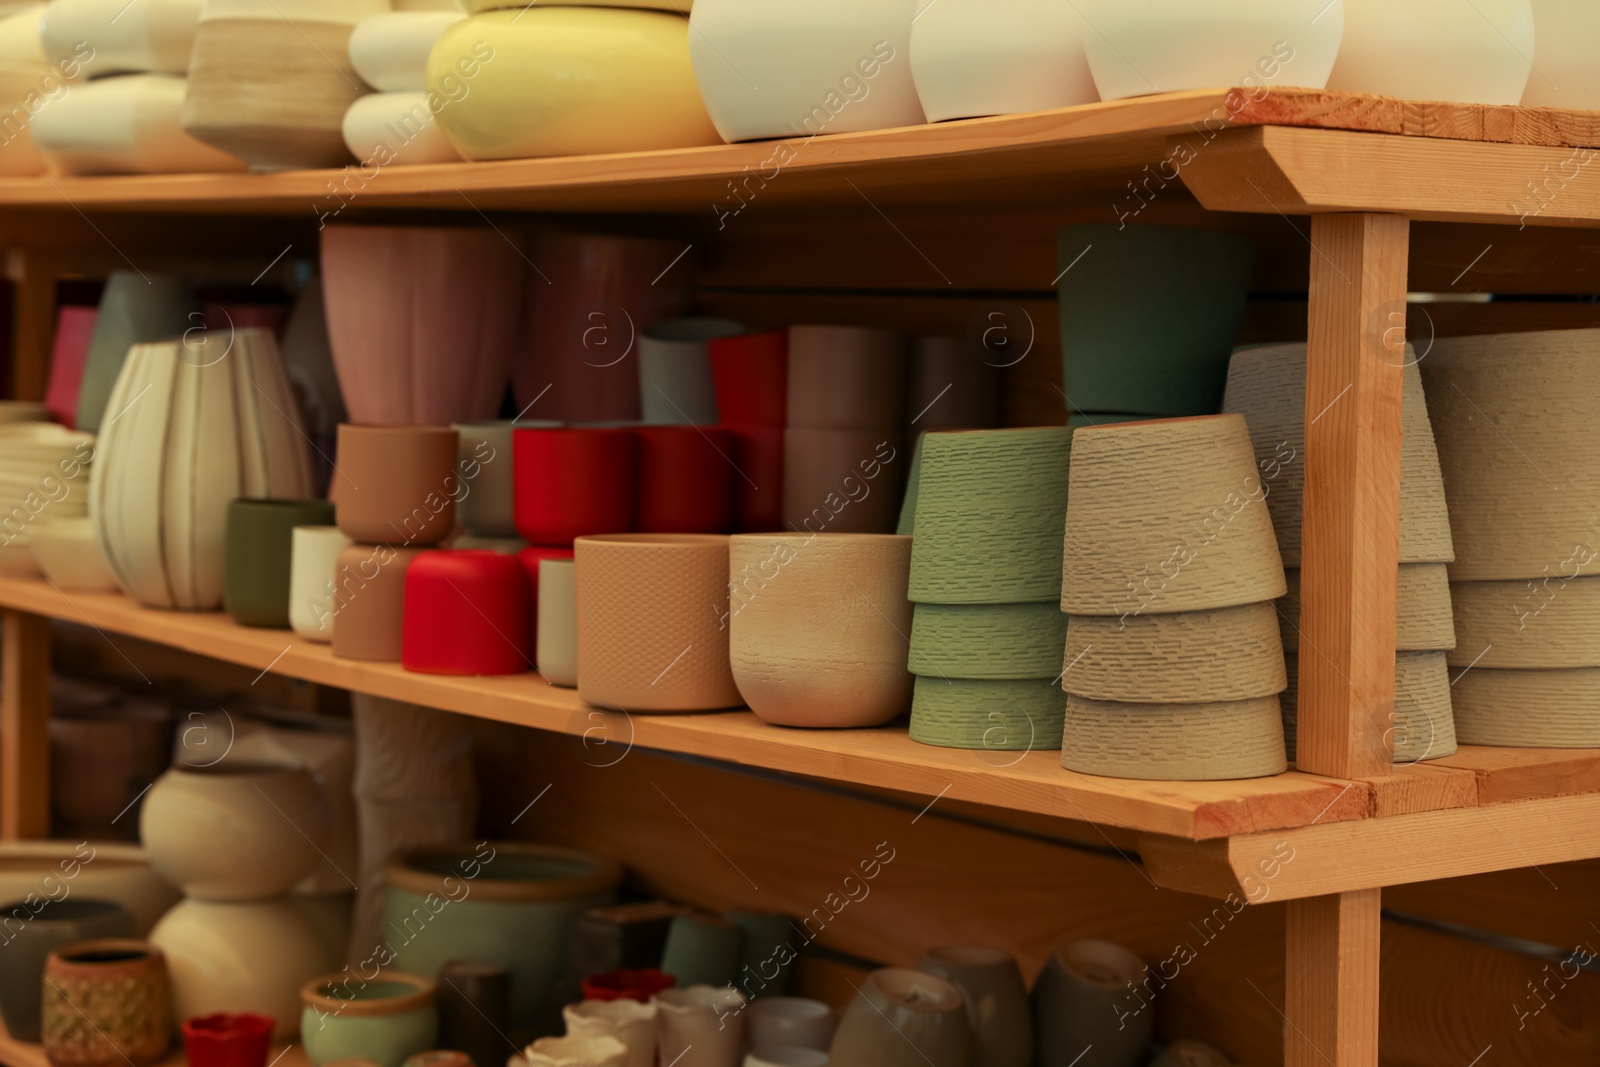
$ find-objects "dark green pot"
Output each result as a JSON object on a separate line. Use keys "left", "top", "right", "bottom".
{"left": 224, "top": 498, "right": 336, "bottom": 628}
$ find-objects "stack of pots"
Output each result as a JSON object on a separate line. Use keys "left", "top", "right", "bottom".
{"left": 1422, "top": 329, "right": 1600, "bottom": 747}
{"left": 343, "top": 10, "right": 465, "bottom": 165}
{"left": 708, "top": 328, "right": 787, "bottom": 531}
{"left": 1224, "top": 345, "right": 1458, "bottom": 762}
{"left": 905, "top": 427, "right": 1072, "bottom": 752}
{"left": 1060, "top": 415, "right": 1290, "bottom": 781}
{"left": 783, "top": 325, "right": 907, "bottom": 535}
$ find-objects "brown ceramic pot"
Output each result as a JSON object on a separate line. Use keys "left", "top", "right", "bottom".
{"left": 786, "top": 325, "right": 907, "bottom": 430}
{"left": 335, "top": 425, "right": 459, "bottom": 547}
{"left": 330, "top": 544, "right": 423, "bottom": 661}
{"left": 782, "top": 428, "right": 905, "bottom": 535}
{"left": 41, "top": 939, "right": 171, "bottom": 1067}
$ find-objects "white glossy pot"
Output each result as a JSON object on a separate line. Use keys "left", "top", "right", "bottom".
{"left": 1080, "top": 0, "right": 1343, "bottom": 102}
{"left": 290, "top": 525, "right": 351, "bottom": 643}
{"left": 1522, "top": 0, "right": 1599, "bottom": 107}
{"left": 32, "top": 73, "right": 246, "bottom": 175}
{"left": 349, "top": 11, "right": 463, "bottom": 90}
{"left": 88, "top": 328, "right": 314, "bottom": 610}
{"left": 0, "top": 841, "right": 180, "bottom": 935}
{"left": 688, "top": 0, "right": 924, "bottom": 143}
{"left": 40, "top": 0, "right": 202, "bottom": 76}
{"left": 342, "top": 90, "right": 462, "bottom": 165}
{"left": 139, "top": 762, "right": 329, "bottom": 901}
{"left": 909, "top": 0, "right": 1097, "bottom": 121}
{"left": 30, "top": 517, "right": 118, "bottom": 591}
{"left": 1328, "top": 0, "right": 1533, "bottom": 105}
{"left": 151, "top": 896, "right": 337, "bottom": 1040}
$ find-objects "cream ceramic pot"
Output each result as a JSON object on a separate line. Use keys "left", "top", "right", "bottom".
{"left": 290, "top": 525, "right": 352, "bottom": 643}
{"left": 536, "top": 558, "right": 578, "bottom": 687}
{"left": 30, "top": 517, "right": 118, "bottom": 591}
{"left": 1327, "top": 0, "right": 1534, "bottom": 104}
{"left": 32, "top": 73, "right": 246, "bottom": 175}
{"left": 1524, "top": 0, "right": 1600, "bottom": 107}
{"left": 0, "top": 842, "right": 180, "bottom": 935}
{"left": 909, "top": 0, "right": 1097, "bottom": 121}
{"left": 342, "top": 91, "right": 462, "bottom": 165}
{"left": 41, "top": 0, "right": 203, "bottom": 75}
{"left": 349, "top": 11, "right": 463, "bottom": 90}
{"left": 656, "top": 986, "right": 746, "bottom": 1067}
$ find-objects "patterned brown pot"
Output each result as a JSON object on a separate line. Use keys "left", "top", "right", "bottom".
{"left": 42, "top": 939, "right": 171, "bottom": 1067}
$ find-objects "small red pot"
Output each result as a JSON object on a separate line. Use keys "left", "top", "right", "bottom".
{"left": 581, "top": 968, "right": 676, "bottom": 1003}
{"left": 728, "top": 425, "right": 784, "bottom": 532}
{"left": 514, "top": 427, "right": 636, "bottom": 546}
{"left": 402, "top": 550, "right": 532, "bottom": 675}
{"left": 634, "top": 426, "right": 735, "bottom": 534}
{"left": 182, "top": 1013, "right": 274, "bottom": 1067}
{"left": 708, "top": 330, "right": 787, "bottom": 427}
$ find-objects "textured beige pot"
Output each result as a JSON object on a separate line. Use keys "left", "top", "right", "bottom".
{"left": 1279, "top": 564, "right": 1455, "bottom": 655}
{"left": 1450, "top": 665, "right": 1600, "bottom": 747}
{"left": 1450, "top": 575, "right": 1600, "bottom": 668}
{"left": 1393, "top": 650, "right": 1456, "bottom": 763}
{"left": 728, "top": 533, "right": 912, "bottom": 728}
{"left": 575, "top": 534, "right": 741, "bottom": 712}
{"left": 1062, "top": 601, "right": 1286, "bottom": 704}
{"left": 1061, "top": 693, "right": 1287, "bottom": 780}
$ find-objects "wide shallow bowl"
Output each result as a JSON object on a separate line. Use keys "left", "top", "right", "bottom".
{"left": 1062, "top": 601, "right": 1287, "bottom": 704}
{"left": 908, "top": 676, "right": 1065, "bottom": 751}
{"left": 1328, "top": 0, "right": 1533, "bottom": 105}
{"left": 1061, "top": 694, "right": 1287, "bottom": 780}
{"left": 910, "top": 0, "right": 1096, "bottom": 121}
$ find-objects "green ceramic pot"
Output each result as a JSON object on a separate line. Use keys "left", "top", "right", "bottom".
{"left": 908, "top": 676, "right": 1065, "bottom": 751}
{"left": 727, "top": 909, "right": 798, "bottom": 998}
{"left": 909, "top": 603, "right": 1069, "bottom": 680}
{"left": 383, "top": 843, "right": 622, "bottom": 1035}
{"left": 1057, "top": 224, "right": 1254, "bottom": 417}
{"left": 77, "top": 272, "right": 196, "bottom": 434}
{"left": 300, "top": 971, "right": 437, "bottom": 1067}
{"left": 659, "top": 910, "right": 742, "bottom": 988}
{"left": 224, "top": 498, "right": 337, "bottom": 628}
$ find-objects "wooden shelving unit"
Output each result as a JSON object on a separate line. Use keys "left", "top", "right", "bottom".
{"left": 0, "top": 1019, "right": 307, "bottom": 1067}
{"left": 3, "top": 87, "right": 1600, "bottom": 1067}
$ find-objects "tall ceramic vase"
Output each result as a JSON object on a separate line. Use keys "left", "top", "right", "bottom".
{"left": 321, "top": 225, "right": 526, "bottom": 425}
{"left": 88, "top": 328, "right": 315, "bottom": 610}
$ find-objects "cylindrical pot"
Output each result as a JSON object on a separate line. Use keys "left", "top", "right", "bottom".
{"left": 786, "top": 326, "right": 907, "bottom": 430}
{"left": 30, "top": 517, "right": 119, "bottom": 592}
{"left": 1061, "top": 602, "right": 1287, "bottom": 703}
{"left": 916, "top": 948, "right": 1030, "bottom": 1067}
{"left": 0, "top": 842, "right": 180, "bottom": 937}
{"left": 31, "top": 73, "right": 246, "bottom": 175}
{"left": 513, "top": 427, "right": 636, "bottom": 546}
{"left": 341, "top": 91, "right": 462, "bottom": 165}
{"left": 729, "top": 533, "right": 912, "bottom": 727}
{"left": 782, "top": 429, "right": 903, "bottom": 535}
{"left": 1328, "top": 0, "right": 1533, "bottom": 105}
{"left": 384, "top": 842, "right": 622, "bottom": 1033}
{"left": 727, "top": 909, "right": 798, "bottom": 999}
{"left": 0, "top": 899, "right": 134, "bottom": 1042}
{"left": 301, "top": 971, "right": 438, "bottom": 1067}
{"left": 909, "top": 602, "right": 1068, "bottom": 680}
{"left": 728, "top": 425, "right": 784, "bottom": 533}
{"left": 830, "top": 968, "right": 970, "bottom": 1067}
{"left": 335, "top": 425, "right": 459, "bottom": 547}
{"left": 455, "top": 420, "right": 560, "bottom": 538}
{"left": 659, "top": 911, "right": 742, "bottom": 989}
{"left": 747, "top": 998, "right": 834, "bottom": 1054}
{"left": 1451, "top": 666, "right": 1600, "bottom": 747}
{"left": 291, "top": 525, "right": 354, "bottom": 642}
{"left": 655, "top": 986, "right": 746, "bottom": 1067}
{"left": 564, "top": 1000, "right": 657, "bottom": 1067}
{"left": 909, "top": 677, "right": 1066, "bottom": 752}
{"left": 1031, "top": 939, "right": 1152, "bottom": 1067}
{"left": 140, "top": 762, "right": 328, "bottom": 900}
{"left": 910, "top": 0, "right": 1096, "bottom": 121}
{"left": 635, "top": 425, "right": 735, "bottom": 534}
{"left": 77, "top": 271, "right": 196, "bottom": 435}
{"left": 181, "top": 1013, "right": 275, "bottom": 1067}
{"left": 574, "top": 534, "right": 742, "bottom": 711}
{"left": 708, "top": 330, "right": 787, "bottom": 427}
{"left": 41, "top": 0, "right": 202, "bottom": 75}
{"left": 330, "top": 544, "right": 423, "bottom": 662}
{"left": 687, "top": 0, "right": 925, "bottom": 142}
{"left": 580, "top": 969, "right": 674, "bottom": 1004}
{"left": 536, "top": 558, "right": 579, "bottom": 686}
{"left": 516, "top": 545, "right": 575, "bottom": 658}
{"left": 401, "top": 550, "right": 532, "bottom": 675}
{"left": 1062, "top": 693, "right": 1287, "bottom": 780}
{"left": 639, "top": 318, "right": 744, "bottom": 425}
{"left": 49, "top": 699, "right": 170, "bottom": 841}
{"left": 525, "top": 1036, "right": 628, "bottom": 1067}
{"left": 436, "top": 961, "right": 510, "bottom": 1067}
{"left": 1524, "top": 0, "right": 1600, "bottom": 107}
{"left": 349, "top": 11, "right": 465, "bottom": 90}
{"left": 224, "top": 498, "right": 337, "bottom": 628}
{"left": 42, "top": 940, "right": 171, "bottom": 1067}
{"left": 906, "top": 337, "right": 1000, "bottom": 433}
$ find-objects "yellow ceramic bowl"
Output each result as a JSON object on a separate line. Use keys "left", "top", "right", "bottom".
{"left": 427, "top": 7, "right": 719, "bottom": 161}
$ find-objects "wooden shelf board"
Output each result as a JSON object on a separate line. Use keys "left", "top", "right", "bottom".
{"left": 0, "top": 1019, "right": 306, "bottom": 1067}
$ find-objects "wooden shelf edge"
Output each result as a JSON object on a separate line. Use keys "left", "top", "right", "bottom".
{"left": 0, "top": 1018, "right": 305, "bottom": 1067}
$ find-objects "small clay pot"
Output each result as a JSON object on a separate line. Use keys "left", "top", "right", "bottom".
{"left": 335, "top": 424, "right": 459, "bottom": 547}
{"left": 42, "top": 940, "right": 171, "bottom": 1067}
{"left": 330, "top": 544, "right": 424, "bottom": 662}
{"left": 182, "top": 1013, "right": 275, "bottom": 1067}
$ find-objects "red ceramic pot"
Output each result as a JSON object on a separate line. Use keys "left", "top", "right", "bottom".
{"left": 182, "top": 1013, "right": 274, "bottom": 1067}
{"left": 581, "top": 968, "right": 676, "bottom": 1003}
{"left": 513, "top": 427, "right": 636, "bottom": 547}
{"left": 728, "top": 425, "right": 784, "bottom": 532}
{"left": 515, "top": 545, "right": 576, "bottom": 650}
{"left": 45, "top": 305, "right": 97, "bottom": 428}
{"left": 634, "top": 426, "right": 735, "bottom": 534}
{"left": 708, "top": 330, "right": 787, "bottom": 427}
{"left": 402, "top": 550, "right": 532, "bottom": 675}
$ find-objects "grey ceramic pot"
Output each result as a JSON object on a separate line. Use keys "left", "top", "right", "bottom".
{"left": 917, "top": 946, "right": 1032, "bottom": 1067}
{"left": 830, "top": 968, "right": 971, "bottom": 1067}
{"left": 0, "top": 897, "right": 134, "bottom": 1040}
{"left": 1031, "top": 938, "right": 1153, "bottom": 1067}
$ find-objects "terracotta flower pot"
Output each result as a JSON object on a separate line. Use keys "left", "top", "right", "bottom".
{"left": 182, "top": 1013, "right": 274, "bottom": 1067}
{"left": 330, "top": 543, "right": 423, "bottom": 662}
{"left": 225, "top": 498, "right": 337, "bottom": 628}
{"left": 335, "top": 425, "right": 459, "bottom": 547}
{"left": 638, "top": 318, "right": 743, "bottom": 426}
{"left": 76, "top": 271, "right": 196, "bottom": 435}
{"left": 401, "top": 550, "right": 532, "bottom": 675}
{"left": 635, "top": 425, "right": 735, "bottom": 534}
{"left": 1328, "top": 0, "right": 1533, "bottom": 105}
{"left": 0, "top": 900, "right": 134, "bottom": 1043}
{"left": 513, "top": 427, "right": 636, "bottom": 546}
{"left": 782, "top": 428, "right": 903, "bottom": 535}
{"left": 42, "top": 940, "right": 171, "bottom": 1067}
{"left": 910, "top": 0, "right": 1096, "bottom": 121}
{"left": 32, "top": 73, "right": 246, "bottom": 175}
{"left": 830, "top": 969, "right": 969, "bottom": 1067}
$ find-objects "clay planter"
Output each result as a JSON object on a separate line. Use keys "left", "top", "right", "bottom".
{"left": 574, "top": 534, "right": 742, "bottom": 712}
{"left": 786, "top": 325, "right": 907, "bottom": 430}
{"left": 42, "top": 940, "right": 170, "bottom": 1067}
{"left": 1061, "top": 693, "right": 1287, "bottom": 780}
{"left": 906, "top": 337, "right": 1000, "bottom": 433}
{"left": 513, "top": 427, "right": 636, "bottom": 546}
{"left": 782, "top": 428, "right": 903, "bottom": 536}
{"left": 915, "top": 948, "right": 1030, "bottom": 1067}
{"left": 300, "top": 972, "right": 438, "bottom": 1067}
{"left": 182, "top": 1013, "right": 275, "bottom": 1067}
{"left": 454, "top": 420, "right": 560, "bottom": 538}
{"left": 41, "top": 0, "right": 202, "bottom": 75}
{"left": 290, "top": 526, "right": 354, "bottom": 643}
{"left": 1450, "top": 576, "right": 1600, "bottom": 668}
{"left": 349, "top": 11, "right": 465, "bottom": 90}
{"left": 401, "top": 550, "right": 532, "bottom": 675}
{"left": 49, "top": 698, "right": 171, "bottom": 841}
{"left": 1061, "top": 601, "right": 1286, "bottom": 703}
{"left": 335, "top": 425, "right": 459, "bottom": 547}
{"left": 0, "top": 900, "right": 134, "bottom": 1043}
{"left": 829, "top": 969, "right": 970, "bottom": 1067}
{"left": 77, "top": 271, "right": 195, "bottom": 434}
{"left": 224, "top": 498, "right": 337, "bottom": 628}
{"left": 635, "top": 425, "right": 735, "bottom": 534}
{"left": 909, "top": 603, "right": 1067, "bottom": 680}
{"left": 909, "top": 677, "right": 1065, "bottom": 751}
{"left": 911, "top": 0, "right": 1096, "bottom": 120}
{"left": 330, "top": 544, "right": 423, "bottom": 662}
{"left": 708, "top": 330, "right": 787, "bottom": 427}
{"left": 1328, "top": 0, "right": 1534, "bottom": 105}
{"left": 1449, "top": 665, "right": 1599, "bottom": 747}
{"left": 728, "top": 533, "right": 913, "bottom": 728}
{"left": 32, "top": 74, "right": 246, "bottom": 175}
{"left": 322, "top": 226, "right": 526, "bottom": 425}
{"left": 1524, "top": 0, "right": 1600, "bottom": 107}
{"left": 1031, "top": 939, "right": 1151, "bottom": 1067}
{"left": 536, "top": 558, "right": 579, "bottom": 686}
{"left": 638, "top": 318, "right": 743, "bottom": 425}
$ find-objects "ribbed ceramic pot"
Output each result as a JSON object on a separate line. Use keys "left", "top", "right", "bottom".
{"left": 909, "top": 677, "right": 1065, "bottom": 751}
{"left": 342, "top": 91, "right": 462, "bottom": 165}
{"left": 786, "top": 325, "right": 907, "bottom": 430}
{"left": 638, "top": 318, "right": 743, "bottom": 425}
{"left": 301, "top": 972, "right": 438, "bottom": 1067}
{"left": 536, "top": 558, "right": 578, "bottom": 686}
{"left": 41, "top": 0, "right": 200, "bottom": 75}
{"left": 1062, "top": 602, "right": 1286, "bottom": 703}
{"left": 525, "top": 1036, "right": 628, "bottom": 1067}
{"left": 330, "top": 544, "right": 423, "bottom": 661}
{"left": 1450, "top": 576, "right": 1600, "bottom": 668}
{"left": 563, "top": 1000, "right": 657, "bottom": 1067}
{"left": 0, "top": 899, "right": 134, "bottom": 1043}
{"left": 830, "top": 969, "right": 970, "bottom": 1067}
{"left": 41, "top": 940, "right": 171, "bottom": 1067}
{"left": 453, "top": 420, "right": 560, "bottom": 537}
{"left": 76, "top": 271, "right": 195, "bottom": 434}
{"left": 429, "top": 9, "right": 720, "bottom": 160}
{"left": 1079, "top": 0, "right": 1342, "bottom": 101}
{"left": 655, "top": 986, "right": 746, "bottom": 1067}
{"left": 1450, "top": 666, "right": 1600, "bottom": 747}
{"left": 1393, "top": 650, "right": 1456, "bottom": 763}
{"left": 290, "top": 525, "right": 354, "bottom": 642}
{"left": 782, "top": 428, "right": 903, "bottom": 536}
{"left": 747, "top": 998, "right": 833, "bottom": 1053}
{"left": 687, "top": 0, "right": 925, "bottom": 143}
{"left": 349, "top": 11, "right": 464, "bottom": 89}
{"left": 907, "top": 337, "right": 1000, "bottom": 433}
{"left": 575, "top": 534, "right": 742, "bottom": 711}
{"left": 224, "top": 498, "right": 337, "bottom": 628}
{"left": 1328, "top": 0, "right": 1533, "bottom": 105}
{"left": 1523, "top": 0, "right": 1600, "bottom": 107}
{"left": 30, "top": 517, "right": 119, "bottom": 592}
{"left": 1279, "top": 564, "right": 1455, "bottom": 654}
{"left": 335, "top": 425, "right": 459, "bottom": 547}
{"left": 383, "top": 842, "right": 622, "bottom": 1032}
{"left": 0, "top": 843, "right": 179, "bottom": 937}
{"left": 89, "top": 329, "right": 315, "bottom": 610}
{"left": 910, "top": 0, "right": 1095, "bottom": 121}
{"left": 32, "top": 73, "right": 246, "bottom": 175}
{"left": 1058, "top": 225, "right": 1254, "bottom": 416}
{"left": 909, "top": 602, "right": 1067, "bottom": 680}
{"left": 728, "top": 533, "right": 913, "bottom": 727}
{"left": 322, "top": 226, "right": 526, "bottom": 425}
{"left": 1031, "top": 939, "right": 1151, "bottom": 1067}
{"left": 915, "top": 948, "right": 1030, "bottom": 1067}
{"left": 1061, "top": 693, "right": 1287, "bottom": 780}
{"left": 659, "top": 911, "right": 742, "bottom": 988}
{"left": 906, "top": 427, "right": 1071, "bottom": 604}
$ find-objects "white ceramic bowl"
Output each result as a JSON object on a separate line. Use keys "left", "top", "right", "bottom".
{"left": 1080, "top": 0, "right": 1343, "bottom": 102}
{"left": 41, "top": 0, "right": 202, "bottom": 76}
{"left": 348, "top": 10, "right": 464, "bottom": 91}
{"left": 342, "top": 90, "right": 463, "bottom": 165}
{"left": 33, "top": 73, "right": 246, "bottom": 175}
{"left": 1327, "top": 0, "right": 1534, "bottom": 105}
{"left": 30, "top": 517, "right": 118, "bottom": 591}
{"left": 910, "top": 0, "right": 1097, "bottom": 121}
{"left": 688, "top": 0, "right": 925, "bottom": 143}
{"left": 1522, "top": 0, "right": 1600, "bottom": 107}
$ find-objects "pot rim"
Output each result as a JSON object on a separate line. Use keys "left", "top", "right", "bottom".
{"left": 384, "top": 842, "right": 622, "bottom": 903}
{"left": 301, "top": 970, "right": 434, "bottom": 1016}
{"left": 46, "top": 937, "right": 164, "bottom": 968}
{"left": 575, "top": 533, "right": 728, "bottom": 548}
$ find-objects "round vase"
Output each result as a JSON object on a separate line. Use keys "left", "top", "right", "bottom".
{"left": 301, "top": 971, "right": 438, "bottom": 1067}
{"left": 830, "top": 969, "right": 970, "bottom": 1067}
{"left": 41, "top": 940, "right": 170, "bottom": 1067}
{"left": 224, "top": 498, "right": 337, "bottom": 628}
{"left": 910, "top": 0, "right": 1096, "bottom": 121}
{"left": 0, "top": 899, "right": 134, "bottom": 1042}
{"left": 1327, "top": 0, "right": 1533, "bottom": 105}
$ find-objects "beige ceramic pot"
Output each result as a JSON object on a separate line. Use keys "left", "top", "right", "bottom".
{"left": 1062, "top": 601, "right": 1286, "bottom": 704}
{"left": 1061, "top": 693, "right": 1287, "bottom": 780}
{"left": 1450, "top": 575, "right": 1600, "bottom": 668}
{"left": 330, "top": 544, "right": 422, "bottom": 662}
{"left": 31, "top": 73, "right": 245, "bottom": 175}
{"left": 1450, "top": 665, "right": 1600, "bottom": 747}
{"left": 575, "top": 534, "right": 742, "bottom": 712}
{"left": 0, "top": 842, "right": 179, "bottom": 936}
{"left": 30, "top": 517, "right": 118, "bottom": 592}
{"left": 41, "top": 0, "right": 201, "bottom": 75}
{"left": 1279, "top": 564, "right": 1455, "bottom": 654}
{"left": 728, "top": 533, "right": 912, "bottom": 728}
{"left": 563, "top": 1000, "right": 656, "bottom": 1067}
{"left": 1393, "top": 650, "right": 1456, "bottom": 763}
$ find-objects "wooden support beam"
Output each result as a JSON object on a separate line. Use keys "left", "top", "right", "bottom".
{"left": 1, "top": 610, "right": 50, "bottom": 839}
{"left": 1285, "top": 890, "right": 1381, "bottom": 1067}
{"left": 1297, "top": 213, "right": 1409, "bottom": 780}
{"left": 5, "top": 250, "right": 54, "bottom": 402}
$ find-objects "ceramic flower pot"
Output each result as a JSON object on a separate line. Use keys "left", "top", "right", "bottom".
{"left": 688, "top": 0, "right": 924, "bottom": 143}
{"left": 0, "top": 842, "right": 180, "bottom": 936}
{"left": 436, "top": 961, "right": 510, "bottom": 1067}
{"left": 342, "top": 92, "right": 463, "bottom": 165}
{"left": 384, "top": 842, "right": 622, "bottom": 1032}
{"left": 747, "top": 998, "right": 834, "bottom": 1054}
{"left": 1031, "top": 939, "right": 1151, "bottom": 1067}
{"left": 1079, "top": 0, "right": 1342, "bottom": 102}
{"left": 635, "top": 426, "right": 735, "bottom": 534}
{"left": 1523, "top": 0, "right": 1600, "bottom": 107}
{"left": 655, "top": 986, "right": 746, "bottom": 1067}
{"left": 830, "top": 969, "right": 970, "bottom": 1067}
{"left": 89, "top": 329, "right": 316, "bottom": 610}
{"left": 1061, "top": 602, "right": 1287, "bottom": 703}
{"left": 728, "top": 533, "right": 912, "bottom": 727}
{"left": 728, "top": 426, "right": 784, "bottom": 533}
{"left": 224, "top": 498, "right": 337, "bottom": 628}
{"left": 1450, "top": 576, "right": 1600, "bottom": 668}
{"left": 787, "top": 326, "right": 907, "bottom": 431}
{"left": 401, "top": 550, "right": 532, "bottom": 675}
{"left": 1062, "top": 693, "right": 1287, "bottom": 780}
{"left": 76, "top": 271, "right": 196, "bottom": 434}
{"left": 574, "top": 534, "right": 742, "bottom": 711}
{"left": 291, "top": 526, "right": 354, "bottom": 642}
{"left": 915, "top": 948, "right": 1030, "bottom": 1067}
{"left": 330, "top": 544, "right": 423, "bottom": 662}
{"left": 535, "top": 558, "right": 578, "bottom": 686}
{"left": 513, "top": 427, "right": 636, "bottom": 547}
{"left": 0, "top": 899, "right": 134, "bottom": 1042}
{"left": 45, "top": 303, "right": 96, "bottom": 427}
{"left": 516, "top": 544, "right": 574, "bottom": 652}
{"left": 906, "top": 338, "right": 999, "bottom": 433}
{"left": 182, "top": 1013, "right": 275, "bottom": 1067}
{"left": 580, "top": 969, "right": 674, "bottom": 1004}
{"left": 512, "top": 232, "right": 694, "bottom": 424}
{"left": 1279, "top": 564, "right": 1455, "bottom": 655}
{"left": 429, "top": 9, "right": 719, "bottom": 161}
{"left": 322, "top": 226, "right": 526, "bottom": 426}
{"left": 301, "top": 972, "right": 438, "bottom": 1067}
{"left": 30, "top": 517, "right": 119, "bottom": 592}
{"left": 1392, "top": 650, "right": 1456, "bottom": 763}
{"left": 708, "top": 330, "right": 787, "bottom": 428}
{"left": 349, "top": 11, "right": 464, "bottom": 90}
{"left": 909, "top": 603, "right": 1068, "bottom": 680}
{"left": 782, "top": 429, "right": 903, "bottom": 535}
{"left": 564, "top": 1000, "right": 656, "bottom": 1067}
{"left": 1449, "top": 665, "right": 1600, "bottom": 747}
{"left": 1328, "top": 0, "right": 1533, "bottom": 105}
{"left": 909, "top": 677, "right": 1065, "bottom": 751}
{"left": 454, "top": 420, "right": 559, "bottom": 538}
{"left": 335, "top": 425, "right": 459, "bottom": 547}
{"left": 42, "top": 940, "right": 171, "bottom": 1067}
{"left": 41, "top": 0, "right": 201, "bottom": 75}
{"left": 49, "top": 698, "right": 170, "bottom": 841}
{"left": 659, "top": 911, "right": 742, "bottom": 989}
{"left": 525, "top": 1036, "right": 629, "bottom": 1067}
{"left": 910, "top": 0, "right": 1096, "bottom": 121}
{"left": 638, "top": 318, "right": 743, "bottom": 425}
{"left": 32, "top": 73, "right": 246, "bottom": 174}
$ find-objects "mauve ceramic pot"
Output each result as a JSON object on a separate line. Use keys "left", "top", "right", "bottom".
{"left": 782, "top": 429, "right": 903, "bottom": 535}
{"left": 635, "top": 425, "right": 735, "bottom": 534}
{"left": 290, "top": 525, "right": 354, "bottom": 642}
{"left": 330, "top": 544, "right": 423, "bottom": 662}
{"left": 917, "top": 948, "right": 1031, "bottom": 1067}
{"left": 786, "top": 325, "right": 907, "bottom": 430}
{"left": 401, "top": 550, "right": 532, "bottom": 675}
{"left": 455, "top": 420, "right": 560, "bottom": 538}
{"left": 224, "top": 498, "right": 337, "bottom": 628}
{"left": 830, "top": 969, "right": 970, "bottom": 1067}
{"left": 0, "top": 899, "right": 134, "bottom": 1042}
{"left": 536, "top": 558, "right": 578, "bottom": 686}
{"left": 639, "top": 318, "right": 743, "bottom": 425}
{"left": 1031, "top": 939, "right": 1152, "bottom": 1067}
{"left": 335, "top": 425, "right": 459, "bottom": 547}
{"left": 42, "top": 939, "right": 171, "bottom": 1067}
{"left": 514, "top": 427, "right": 636, "bottom": 547}
{"left": 708, "top": 330, "right": 787, "bottom": 428}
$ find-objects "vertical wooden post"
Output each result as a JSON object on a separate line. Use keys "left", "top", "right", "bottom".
{"left": 6, "top": 249, "right": 56, "bottom": 402}
{"left": 1, "top": 611, "right": 51, "bottom": 839}
{"left": 1286, "top": 889, "right": 1381, "bottom": 1066}
{"left": 1297, "top": 214, "right": 1409, "bottom": 779}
